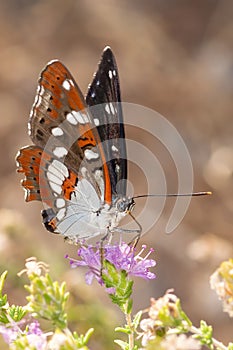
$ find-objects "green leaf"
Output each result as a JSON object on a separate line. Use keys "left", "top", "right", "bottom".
{"left": 102, "top": 260, "right": 133, "bottom": 310}
{"left": 8, "top": 305, "right": 27, "bottom": 322}
{"left": 115, "top": 327, "right": 132, "bottom": 335}
{"left": 82, "top": 328, "right": 94, "bottom": 345}
{"left": 0, "top": 294, "right": 8, "bottom": 308}
{"left": 126, "top": 298, "right": 133, "bottom": 314}
{"left": 114, "top": 339, "right": 129, "bottom": 350}
{"left": 132, "top": 311, "right": 142, "bottom": 329}
{"left": 0, "top": 312, "right": 9, "bottom": 324}
{"left": 0, "top": 271, "right": 7, "bottom": 295}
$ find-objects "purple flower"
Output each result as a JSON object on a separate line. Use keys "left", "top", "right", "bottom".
{"left": 0, "top": 319, "right": 47, "bottom": 348}
{"left": 0, "top": 325, "right": 18, "bottom": 344}
{"left": 28, "top": 320, "right": 43, "bottom": 336}
{"left": 66, "top": 243, "right": 156, "bottom": 285}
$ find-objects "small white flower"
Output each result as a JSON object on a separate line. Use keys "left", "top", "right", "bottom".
{"left": 27, "top": 333, "right": 47, "bottom": 350}
{"left": 161, "top": 334, "right": 201, "bottom": 350}
{"left": 18, "top": 257, "right": 49, "bottom": 277}
{"left": 210, "top": 263, "right": 233, "bottom": 317}
{"left": 149, "top": 290, "right": 178, "bottom": 319}
{"left": 139, "top": 318, "right": 156, "bottom": 346}
{"left": 48, "top": 332, "right": 67, "bottom": 349}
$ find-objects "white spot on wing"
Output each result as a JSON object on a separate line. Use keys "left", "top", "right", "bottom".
{"left": 72, "top": 111, "right": 89, "bottom": 124}
{"left": 28, "top": 122, "right": 31, "bottom": 135}
{"left": 56, "top": 198, "right": 65, "bottom": 208}
{"left": 66, "top": 112, "right": 78, "bottom": 125}
{"left": 108, "top": 70, "right": 113, "bottom": 79}
{"left": 81, "top": 167, "right": 87, "bottom": 177}
{"left": 109, "top": 103, "right": 115, "bottom": 114}
{"left": 113, "top": 69, "right": 116, "bottom": 76}
{"left": 47, "top": 172, "right": 63, "bottom": 185}
{"left": 94, "top": 118, "right": 100, "bottom": 126}
{"left": 91, "top": 92, "right": 95, "bottom": 98}
{"left": 112, "top": 145, "right": 118, "bottom": 152}
{"left": 52, "top": 127, "right": 64, "bottom": 136}
{"left": 105, "top": 104, "right": 111, "bottom": 114}
{"left": 57, "top": 208, "right": 66, "bottom": 220}
{"left": 48, "top": 160, "right": 69, "bottom": 178}
{"left": 50, "top": 182, "right": 62, "bottom": 194}
{"left": 85, "top": 149, "right": 99, "bottom": 160}
{"left": 62, "top": 79, "right": 72, "bottom": 91}
{"left": 53, "top": 147, "right": 68, "bottom": 158}
{"left": 95, "top": 169, "right": 102, "bottom": 179}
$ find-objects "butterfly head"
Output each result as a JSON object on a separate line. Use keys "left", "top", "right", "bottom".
{"left": 116, "top": 197, "right": 135, "bottom": 213}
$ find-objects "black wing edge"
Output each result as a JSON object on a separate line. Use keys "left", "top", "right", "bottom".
{"left": 86, "top": 46, "right": 127, "bottom": 197}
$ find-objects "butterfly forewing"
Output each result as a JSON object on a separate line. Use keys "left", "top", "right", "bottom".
{"left": 29, "top": 60, "right": 111, "bottom": 203}
{"left": 86, "top": 47, "right": 127, "bottom": 198}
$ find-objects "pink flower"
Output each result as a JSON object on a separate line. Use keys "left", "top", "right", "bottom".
{"left": 66, "top": 243, "right": 156, "bottom": 285}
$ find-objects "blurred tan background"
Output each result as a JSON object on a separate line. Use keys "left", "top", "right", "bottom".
{"left": 0, "top": 0, "right": 232, "bottom": 347}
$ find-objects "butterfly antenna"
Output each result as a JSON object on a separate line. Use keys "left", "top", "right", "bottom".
{"left": 133, "top": 191, "right": 212, "bottom": 199}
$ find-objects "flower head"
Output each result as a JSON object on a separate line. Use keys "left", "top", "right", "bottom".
{"left": 161, "top": 334, "right": 201, "bottom": 350}
{"left": 0, "top": 325, "right": 18, "bottom": 344}
{"left": 138, "top": 290, "right": 192, "bottom": 347}
{"left": 27, "top": 320, "right": 43, "bottom": 336}
{"left": 66, "top": 243, "right": 156, "bottom": 285}
{"left": 0, "top": 320, "right": 47, "bottom": 349}
{"left": 210, "top": 258, "right": 233, "bottom": 317}
{"left": 18, "top": 257, "right": 49, "bottom": 278}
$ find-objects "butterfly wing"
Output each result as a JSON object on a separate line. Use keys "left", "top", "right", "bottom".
{"left": 28, "top": 59, "right": 112, "bottom": 204}
{"left": 16, "top": 59, "right": 116, "bottom": 240}
{"left": 16, "top": 145, "right": 105, "bottom": 240}
{"left": 16, "top": 49, "right": 126, "bottom": 241}
{"left": 86, "top": 47, "right": 127, "bottom": 198}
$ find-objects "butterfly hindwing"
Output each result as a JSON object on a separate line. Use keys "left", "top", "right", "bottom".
{"left": 16, "top": 145, "right": 103, "bottom": 239}
{"left": 16, "top": 145, "right": 79, "bottom": 205}
{"left": 16, "top": 145, "right": 43, "bottom": 202}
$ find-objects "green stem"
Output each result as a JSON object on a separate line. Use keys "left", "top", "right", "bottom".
{"left": 123, "top": 300, "right": 134, "bottom": 350}
{"left": 125, "top": 311, "right": 134, "bottom": 350}
{"left": 190, "top": 326, "right": 228, "bottom": 350}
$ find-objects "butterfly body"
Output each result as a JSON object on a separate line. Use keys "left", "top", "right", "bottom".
{"left": 16, "top": 47, "right": 137, "bottom": 243}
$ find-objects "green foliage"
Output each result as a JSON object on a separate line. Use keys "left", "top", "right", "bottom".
{"left": 0, "top": 256, "right": 232, "bottom": 349}
{"left": 8, "top": 305, "right": 27, "bottom": 322}
{"left": 0, "top": 260, "right": 93, "bottom": 349}
{"left": 194, "top": 321, "right": 214, "bottom": 349}
{"left": 156, "top": 298, "right": 192, "bottom": 332}
{"left": 25, "top": 272, "right": 69, "bottom": 329}
{"left": 102, "top": 260, "right": 133, "bottom": 313}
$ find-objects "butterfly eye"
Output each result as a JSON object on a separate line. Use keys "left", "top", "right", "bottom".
{"left": 117, "top": 200, "right": 126, "bottom": 212}
{"left": 117, "top": 198, "right": 134, "bottom": 213}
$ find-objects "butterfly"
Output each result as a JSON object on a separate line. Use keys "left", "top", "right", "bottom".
{"left": 16, "top": 47, "right": 140, "bottom": 244}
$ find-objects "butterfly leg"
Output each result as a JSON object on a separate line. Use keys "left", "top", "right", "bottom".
{"left": 114, "top": 211, "right": 142, "bottom": 248}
